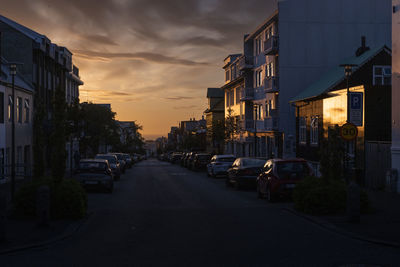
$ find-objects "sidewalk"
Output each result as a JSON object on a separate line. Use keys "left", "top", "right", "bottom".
{"left": 0, "top": 217, "right": 84, "bottom": 254}
{"left": 286, "top": 190, "right": 400, "bottom": 247}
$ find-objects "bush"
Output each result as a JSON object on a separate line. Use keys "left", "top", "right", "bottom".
{"left": 293, "top": 177, "right": 370, "bottom": 215}
{"left": 13, "top": 178, "right": 87, "bottom": 220}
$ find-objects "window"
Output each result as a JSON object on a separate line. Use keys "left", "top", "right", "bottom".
{"left": 373, "top": 65, "right": 391, "bottom": 86}
{"left": 8, "top": 95, "right": 12, "bottom": 122}
{"left": 0, "top": 92, "right": 3, "bottom": 124}
{"left": 266, "top": 100, "right": 272, "bottom": 117}
{"left": 235, "top": 87, "right": 241, "bottom": 104}
{"left": 226, "top": 92, "right": 229, "bottom": 107}
{"left": 17, "top": 97, "right": 22, "bottom": 123}
{"left": 310, "top": 116, "right": 319, "bottom": 145}
{"left": 266, "top": 61, "right": 275, "bottom": 77}
{"left": 24, "top": 99, "right": 30, "bottom": 123}
{"left": 225, "top": 70, "right": 230, "bottom": 82}
{"left": 255, "top": 69, "right": 263, "bottom": 87}
{"left": 230, "top": 90, "right": 234, "bottom": 106}
{"left": 299, "top": 117, "right": 306, "bottom": 144}
{"left": 255, "top": 37, "right": 262, "bottom": 55}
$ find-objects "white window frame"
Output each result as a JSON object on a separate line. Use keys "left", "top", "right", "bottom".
{"left": 299, "top": 117, "right": 307, "bottom": 145}
{"left": 310, "top": 116, "right": 319, "bottom": 146}
{"left": 373, "top": 65, "right": 391, "bottom": 86}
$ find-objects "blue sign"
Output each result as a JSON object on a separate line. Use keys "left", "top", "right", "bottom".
{"left": 350, "top": 92, "right": 363, "bottom": 126}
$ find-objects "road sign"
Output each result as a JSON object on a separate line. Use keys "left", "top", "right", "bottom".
{"left": 350, "top": 92, "right": 363, "bottom": 126}
{"left": 340, "top": 123, "right": 358, "bottom": 141}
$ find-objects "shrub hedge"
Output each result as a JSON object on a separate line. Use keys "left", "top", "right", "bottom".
{"left": 14, "top": 178, "right": 87, "bottom": 220}
{"left": 293, "top": 177, "right": 371, "bottom": 215}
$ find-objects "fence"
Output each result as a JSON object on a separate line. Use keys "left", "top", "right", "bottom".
{"left": 365, "top": 141, "right": 391, "bottom": 190}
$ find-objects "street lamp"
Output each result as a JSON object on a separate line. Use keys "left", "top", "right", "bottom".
{"left": 340, "top": 63, "right": 358, "bottom": 182}
{"left": 10, "top": 64, "right": 16, "bottom": 200}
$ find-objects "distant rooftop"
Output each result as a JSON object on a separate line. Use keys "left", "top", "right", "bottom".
{"left": 206, "top": 88, "right": 224, "bottom": 98}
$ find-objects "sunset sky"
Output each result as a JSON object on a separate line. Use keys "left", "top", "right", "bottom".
{"left": 2, "top": 0, "right": 277, "bottom": 139}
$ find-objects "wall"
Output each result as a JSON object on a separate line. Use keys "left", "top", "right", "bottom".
{"left": 392, "top": 0, "right": 400, "bottom": 192}
{"left": 278, "top": 0, "right": 392, "bottom": 157}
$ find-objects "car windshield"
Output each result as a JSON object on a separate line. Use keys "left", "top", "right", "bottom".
{"left": 96, "top": 155, "right": 116, "bottom": 164}
{"left": 79, "top": 162, "right": 107, "bottom": 172}
{"left": 217, "top": 157, "right": 235, "bottom": 163}
{"left": 113, "top": 154, "right": 123, "bottom": 160}
{"left": 276, "top": 162, "right": 309, "bottom": 179}
{"left": 241, "top": 159, "right": 266, "bottom": 167}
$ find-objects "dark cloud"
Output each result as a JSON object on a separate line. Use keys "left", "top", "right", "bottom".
{"left": 165, "top": 96, "right": 195, "bottom": 101}
{"left": 80, "top": 34, "right": 118, "bottom": 46}
{"left": 73, "top": 50, "right": 210, "bottom": 66}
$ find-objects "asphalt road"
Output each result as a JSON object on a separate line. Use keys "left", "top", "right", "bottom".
{"left": 1, "top": 159, "right": 400, "bottom": 266}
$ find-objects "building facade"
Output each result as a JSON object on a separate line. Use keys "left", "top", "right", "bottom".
{"left": 204, "top": 88, "right": 224, "bottom": 154}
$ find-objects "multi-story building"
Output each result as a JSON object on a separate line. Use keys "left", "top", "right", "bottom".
{"left": 0, "top": 14, "right": 83, "bottom": 174}
{"left": 223, "top": 0, "right": 391, "bottom": 158}
{"left": 204, "top": 88, "right": 224, "bottom": 154}
{"left": 0, "top": 59, "right": 34, "bottom": 179}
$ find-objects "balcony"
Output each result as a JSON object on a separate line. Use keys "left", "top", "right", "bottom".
{"left": 240, "top": 87, "right": 254, "bottom": 101}
{"left": 264, "top": 76, "right": 279, "bottom": 93}
{"left": 264, "top": 115, "right": 279, "bottom": 131}
{"left": 239, "top": 120, "right": 255, "bottom": 131}
{"left": 237, "top": 55, "right": 254, "bottom": 70}
{"left": 264, "top": 35, "right": 279, "bottom": 55}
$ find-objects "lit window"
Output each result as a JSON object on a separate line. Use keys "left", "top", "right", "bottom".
{"left": 373, "top": 65, "right": 391, "bottom": 86}
{"left": 299, "top": 117, "right": 307, "bottom": 144}
{"left": 24, "top": 99, "right": 30, "bottom": 123}
{"left": 310, "top": 116, "right": 319, "bottom": 145}
{"left": 8, "top": 95, "right": 12, "bottom": 122}
{"left": 17, "top": 97, "right": 22, "bottom": 123}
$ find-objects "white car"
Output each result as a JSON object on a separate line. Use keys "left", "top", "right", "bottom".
{"left": 207, "top": 155, "right": 236, "bottom": 177}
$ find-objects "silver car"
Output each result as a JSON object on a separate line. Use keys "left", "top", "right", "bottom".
{"left": 207, "top": 155, "right": 236, "bottom": 177}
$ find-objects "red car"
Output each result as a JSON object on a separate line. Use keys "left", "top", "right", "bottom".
{"left": 256, "top": 158, "right": 313, "bottom": 202}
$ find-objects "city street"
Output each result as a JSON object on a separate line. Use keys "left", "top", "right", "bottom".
{"left": 1, "top": 159, "right": 400, "bottom": 266}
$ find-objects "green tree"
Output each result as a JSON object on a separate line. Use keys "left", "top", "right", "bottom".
{"left": 225, "top": 108, "right": 238, "bottom": 153}
{"left": 50, "top": 85, "right": 67, "bottom": 182}
{"left": 32, "top": 98, "right": 45, "bottom": 179}
{"left": 211, "top": 119, "right": 225, "bottom": 154}
{"left": 119, "top": 121, "right": 145, "bottom": 154}
{"left": 319, "top": 125, "right": 345, "bottom": 180}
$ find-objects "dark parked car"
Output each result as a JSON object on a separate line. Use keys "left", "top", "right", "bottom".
{"left": 95, "top": 154, "right": 121, "bottom": 180}
{"left": 183, "top": 152, "right": 194, "bottom": 168}
{"left": 74, "top": 159, "right": 114, "bottom": 193}
{"left": 186, "top": 153, "right": 197, "bottom": 169}
{"left": 122, "top": 153, "right": 133, "bottom": 168}
{"left": 257, "top": 159, "right": 313, "bottom": 202}
{"left": 226, "top": 158, "right": 267, "bottom": 190}
{"left": 180, "top": 153, "right": 188, "bottom": 166}
{"left": 170, "top": 152, "right": 183, "bottom": 164}
{"left": 191, "top": 153, "right": 211, "bottom": 171}
{"left": 110, "top": 153, "right": 127, "bottom": 173}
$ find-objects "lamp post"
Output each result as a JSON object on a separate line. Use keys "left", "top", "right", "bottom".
{"left": 10, "top": 64, "right": 16, "bottom": 200}
{"left": 340, "top": 63, "right": 357, "bottom": 181}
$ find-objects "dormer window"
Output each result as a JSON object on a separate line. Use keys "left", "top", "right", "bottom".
{"left": 225, "top": 70, "right": 230, "bottom": 82}
{"left": 373, "top": 65, "right": 391, "bottom": 85}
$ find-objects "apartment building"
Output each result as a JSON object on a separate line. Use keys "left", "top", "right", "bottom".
{"left": 223, "top": 0, "right": 391, "bottom": 158}
{"left": 0, "top": 14, "right": 83, "bottom": 174}
{"left": 204, "top": 88, "right": 225, "bottom": 154}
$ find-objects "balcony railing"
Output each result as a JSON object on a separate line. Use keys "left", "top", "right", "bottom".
{"left": 240, "top": 87, "right": 254, "bottom": 101}
{"left": 264, "top": 116, "right": 279, "bottom": 131}
{"left": 237, "top": 55, "right": 254, "bottom": 70}
{"left": 264, "top": 76, "right": 279, "bottom": 93}
{"left": 264, "top": 35, "right": 279, "bottom": 55}
{"left": 239, "top": 120, "right": 255, "bottom": 131}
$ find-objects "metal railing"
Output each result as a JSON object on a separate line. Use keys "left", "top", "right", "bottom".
{"left": 264, "top": 117, "right": 279, "bottom": 131}
{"left": 240, "top": 87, "right": 254, "bottom": 101}
{"left": 264, "top": 76, "right": 279, "bottom": 92}
{"left": 237, "top": 55, "right": 254, "bottom": 70}
{"left": 264, "top": 35, "right": 279, "bottom": 55}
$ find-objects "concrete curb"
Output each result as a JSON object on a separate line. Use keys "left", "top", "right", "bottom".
{"left": 283, "top": 207, "right": 400, "bottom": 248}
{"left": 0, "top": 212, "right": 91, "bottom": 255}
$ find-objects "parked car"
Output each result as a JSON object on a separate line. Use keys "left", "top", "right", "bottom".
{"left": 183, "top": 152, "right": 194, "bottom": 168}
{"left": 180, "top": 153, "right": 188, "bottom": 166}
{"left": 226, "top": 158, "right": 267, "bottom": 190}
{"left": 257, "top": 158, "right": 313, "bottom": 202}
{"left": 186, "top": 153, "right": 197, "bottom": 169}
{"left": 191, "top": 153, "right": 211, "bottom": 171}
{"left": 207, "top": 155, "right": 236, "bottom": 177}
{"left": 110, "top": 153, "right": 127, "bottom": 173}
{"left": 170, "top": 152, "right": 183, "bottom": 164}
{"left": 74, "top": 159, "right": 114, "bottom": 193}
{"left": 122, "top": 153, "right": 133, "bottom": 168}
{"left": 95, "top": 154, "right": 121, "bottom": 180}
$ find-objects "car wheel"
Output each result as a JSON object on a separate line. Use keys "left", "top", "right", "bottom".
{"left": 266, "top": 187, "right": 275, "bottom": 203}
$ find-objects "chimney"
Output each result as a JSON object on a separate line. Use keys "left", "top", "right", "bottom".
{"left": 355, "top": 36, "right": 370, "bottom": 57}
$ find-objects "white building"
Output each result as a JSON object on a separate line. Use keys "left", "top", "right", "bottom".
{"left": 392, "top": 0, "right": 400, "bottom": 192}
{"left": 223, "top": 0, "right": 392, "bottom": 158}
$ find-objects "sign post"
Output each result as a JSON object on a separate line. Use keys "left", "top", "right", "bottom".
{"left": 350, "top": 92, "right": 363, "bottom": 126}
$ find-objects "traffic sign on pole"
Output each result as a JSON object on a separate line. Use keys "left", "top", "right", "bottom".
{"left": 340, "top": 123, "right": 358, "bottom": 141}
{"left": 350, "top": 92, "right": 363, "bottom": 126}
